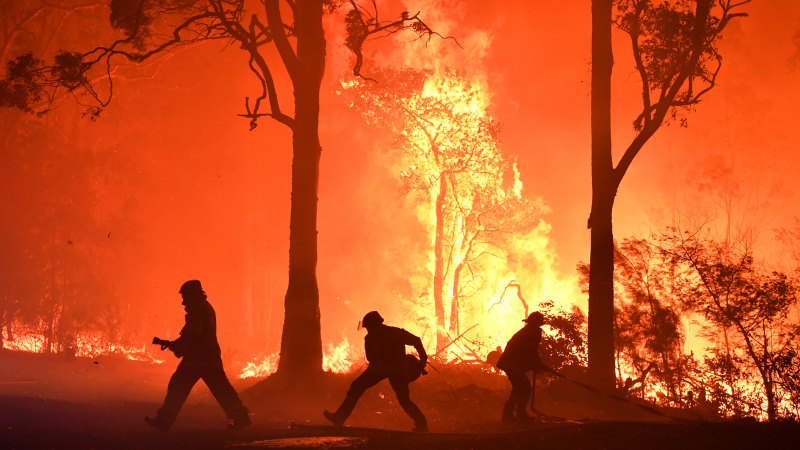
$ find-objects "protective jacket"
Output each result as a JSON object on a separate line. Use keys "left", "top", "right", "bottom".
{"left": 365, "top": 325, "right": 427, "bottom": 374}
{"left": 171, "top": 299, "right": 222, "bottom": 366}
{"left": 496, "top": 324, "right": 544, "bottom": 372}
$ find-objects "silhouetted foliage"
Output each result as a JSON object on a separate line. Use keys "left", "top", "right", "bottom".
{"left": 658, "top": 226, "right": 800, "bottom": 420}
{"left": 580, "top": 225, "right": 800, "bottom": 419}
{"left": 0, "top": 1, "right": 449, "bottom": 123}
{"left": 613, "top": 238, "right": 687, "bottom": 404}
{"left": 538, "top": 300, "right": 587, "bottom": 371}
{"left": 0, "top": 53, "right": 45, "bottom": 111}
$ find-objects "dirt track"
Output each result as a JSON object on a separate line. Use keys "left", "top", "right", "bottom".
{"left": 1, "top": 350, "right": 799, "bottom": 449}
{"left": 3, "top": 397, "right": 799, "bottom": 450}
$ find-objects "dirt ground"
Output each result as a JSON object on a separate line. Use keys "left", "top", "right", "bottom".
{"left": 1, "top": 350, "right": 799, "bottom": 449}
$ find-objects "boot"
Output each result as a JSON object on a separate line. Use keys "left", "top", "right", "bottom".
{"left": 144, "top": 416, "right": 171, "bottom": 432}
{"left": 227, "top": 414, "right": 252, "bottom": 431}
{"left": 502, "top": 402, "right": 515, "bottom": 423}
{"left": 323, "top": 396, "right": 356, "bottom": 427}
{"left": 516, "top": 404, "right": 531, "bottom": 422}
{"left": 323, "top": 410, "right": 345, "bottom": 427}
{"left": 412, "top": 416, "right": 429, "bottom": 433}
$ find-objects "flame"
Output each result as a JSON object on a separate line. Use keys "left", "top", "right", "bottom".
{"left": 73, "top": 335, "right": 163, "bottom": 364}
{"left": 390, "top": 71, "right": 580, "bottom": 362}
{"left": 2, "top": 331, "right": 46, "bottom": 353}
{"left": 237, "top": 339, "right": 359, "bottom": 379}
{"left": 323, "top": 337, "right": 360, "bottom": 373}
{"left": 1, "top": 323, "right": 162, "bottom": 364}
{"left": 238, "top": 352, "right": 279, "bottom": 379}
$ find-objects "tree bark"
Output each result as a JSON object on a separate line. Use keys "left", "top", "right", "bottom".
{"left": 433, "top": 174, "right": 448, "bottom": 352}
{"left": 588, "top": 0, "right": 617, "bottom": 392}
{"left": 276, "top": 0, "right": 325, "bottom": 379}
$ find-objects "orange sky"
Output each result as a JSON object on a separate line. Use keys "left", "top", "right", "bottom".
{"left": 2, "top": 1, "right": 800, "bottom": 362}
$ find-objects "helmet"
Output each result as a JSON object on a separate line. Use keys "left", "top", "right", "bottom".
{"left": 361, "top": 311, "right": 384, "bottom": 329}
{"left": 523, "top": 311, "right": 544, "bottom": 326}
{"left": 179, "top": 280, "right": 205, "bottom": 295}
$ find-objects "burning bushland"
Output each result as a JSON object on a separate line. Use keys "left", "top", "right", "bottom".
{"left": 1, "top": 3, "right": 800, "bottom": 446}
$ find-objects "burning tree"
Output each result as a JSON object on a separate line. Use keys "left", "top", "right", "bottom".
{"left": 343, "top": 68, "right": 546, "bottom": 355}
{"left": 581, "top": 227, "right": 800, "bottom": 419}
{"left": 588, "top": 0, "right": 751, "bottom": 390}
{"left": 658, "top": 227, "right": 800, "bottom": 421}
{"left": 578, "top": 237, "right": 690, "bottom": 403}
{"left": 613, "top": 237, "right": 688, "bottom": 404}
{"left": 0, "top": 0, "right": 450, "bottom": 380}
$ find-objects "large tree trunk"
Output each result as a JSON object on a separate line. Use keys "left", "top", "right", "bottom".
{"left": 276, "top": 0, "right": 325, "bottom": 379}
{"left": 433, "top": 174, "right": 448, "bottom": 353}
{"left": 588, "top": 0, "right": 617, "bottom": 392}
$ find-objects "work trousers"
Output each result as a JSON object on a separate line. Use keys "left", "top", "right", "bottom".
{"left": 156, "top": 359, "right": 248, "bottom": 426}
{"left": 502, "top": 368, "right": 531, "bottom": 419}
{"left": 336, "top": 368, "right": 426, "bottom": 424}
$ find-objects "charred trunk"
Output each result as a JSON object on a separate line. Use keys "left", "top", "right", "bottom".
{"left": 588, "top": 0, "right": 616, "bottom": 392}
{"left": 433, "top": 174, "right": 448, "bottom": 353}
{"left": 277, "top": 0, "right": 325, "bottom": 380}
{"left": 765, "top": 379, "right": 776, "bottom": 422}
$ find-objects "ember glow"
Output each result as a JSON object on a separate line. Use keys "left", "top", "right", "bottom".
{"left": 2, "top": 323, "right": 162, "bottom": 364}
{"left": 238, "top": 338, "right": 359, "bottom": 379}
{"left": 238, "top": 353, "right": 279, "bottom": 379}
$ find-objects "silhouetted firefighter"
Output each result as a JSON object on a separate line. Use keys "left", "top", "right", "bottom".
{"left": 145, "top": 280, "right": 250, "bottom": 431}
{"left": 324, "top": 311, "right": 429, "bottom": 432}
{"left": 497, "top": 311, "right": 546, "bottom": 422}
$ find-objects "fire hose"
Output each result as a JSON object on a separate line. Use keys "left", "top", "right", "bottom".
{"left": 424, "top": 359, "right": 686, "bottom": 422}
{"left": 532, "top": 366, "right": 690, "bottom": 423}
{"left": 424, "top": 360, "right": 460, "bottom": 401}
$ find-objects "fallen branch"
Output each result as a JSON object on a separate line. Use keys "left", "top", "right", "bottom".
{"left": 433, "top": 323, "right": 478, "bottom": 358}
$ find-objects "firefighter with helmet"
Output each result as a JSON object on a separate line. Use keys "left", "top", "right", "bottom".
{"left": 324, "top": 311, "right": 429, "bottom": 432}
{"left": 496, "top": 311, "right": 547, "bottom": 422}
{"left": 145, "top": 280, "right": 250, "bottom": 431}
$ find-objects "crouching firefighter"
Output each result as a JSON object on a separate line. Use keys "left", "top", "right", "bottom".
{"left": 145, "top": 280, "right": 251, "bottom": 431}
{"left": 497, "top": 311, "right": 548, "bottom": 423}
{"left": 324, "top": 311, "right": 429, "bottom": 432}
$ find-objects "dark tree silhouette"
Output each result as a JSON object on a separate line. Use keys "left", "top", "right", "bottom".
{"left": 0, "top": 0, "right": 449, "bottom": 380}
{"left": 537, "top": 299, "right": 587, "bottom": 372}
{"left": 659, "top": 227, "right": 800, "bottom": 421}
{"left": 587, "top": 0, "right": 750, "bottom": 390}
{"left": 613, "top": 237, "right": 688, "bottom": 405}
